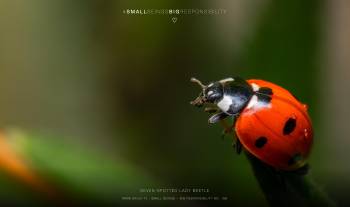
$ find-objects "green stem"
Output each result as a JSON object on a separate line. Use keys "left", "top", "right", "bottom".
{"left": 246, "top": 153, "right": 336, "bottom": 207}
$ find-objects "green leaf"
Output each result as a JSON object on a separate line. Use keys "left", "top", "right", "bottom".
{"left": 5, "top": 129, "right": 158, "bottom": 205}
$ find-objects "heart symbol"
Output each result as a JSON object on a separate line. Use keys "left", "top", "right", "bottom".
{"left": 172, "top": 17, "right": 177, "bottom": 23}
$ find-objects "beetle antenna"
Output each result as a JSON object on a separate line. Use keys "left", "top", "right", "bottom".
{"left": 190, "top": 77, "right": 206, "bottom": 89}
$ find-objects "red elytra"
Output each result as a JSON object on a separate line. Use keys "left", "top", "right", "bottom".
{"left": 235, "top": 79, "right": 313, "bottom": 170}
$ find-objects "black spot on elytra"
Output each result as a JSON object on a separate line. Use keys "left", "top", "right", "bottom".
{"left": 256, "top": 94, "right": 272, "bottom": 104}
{"left": 288, "top": 153, "right": 303, "bottom": 166}
{"left": 283, "top": 117, "right": 296, "bottom": 135}
{"left": 258, "top": 87, "right": 273, "bottom": 95}
{"left": 255, "top": 87, "right": 273, "bottom": 105}
{"left": 255, "top": 137, "right": 268, "bottom": 148}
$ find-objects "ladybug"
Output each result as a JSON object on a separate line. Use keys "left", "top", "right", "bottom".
{"left": 190, "top": 77, "right": 313, "bottom": 171}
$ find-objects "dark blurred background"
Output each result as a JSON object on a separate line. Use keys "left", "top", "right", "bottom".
{"left": 0, "top": 0, "right": 349, "bottom": 206}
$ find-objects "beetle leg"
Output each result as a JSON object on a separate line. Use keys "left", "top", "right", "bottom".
{"left": 221, "top": 125, "right": 233, "bottom": 138}
{"left": 208, "top": 112, "right": 229, "bottom": 124}
{"left": 219, "top": 116, "right": 242, "bottom": 154}
{"left": 218, "top": 117, "right": 235, "bottom": 141}
{"left": 235, "top": 137, "right": 242, "bottom": 154}
{"left": 220, "top": 114, "right": 238, "bottom": 133}
{"left": 221, "top": 129, "right": 230, "bottom": 140}
{"left": 204, "top": 107, "right": 219, "bottom": 114}
{"left": 230, "top": 131, "right": 242, "bottom": 154}
{"left": 220, "top": 115, "right": 237, "bottom": 134}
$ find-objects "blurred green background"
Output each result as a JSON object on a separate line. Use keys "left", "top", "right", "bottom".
{"left": 0, "top": 0, "right": 349, "bottom": 206}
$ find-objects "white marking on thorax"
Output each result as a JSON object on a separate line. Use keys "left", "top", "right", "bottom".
{"left": 207, "top": 90, "right": 213, "bottom": 96}
{"left": 217, "top": 95, "right": 232, "bottom": 112}
{"left": 251, "top": 83, "right": 260, "bottom": 92}
{"left": 208, "top": 83, "right": 214, "bottom": 87}
{"left": 246, "top": 95, "right": 258, "bottom": 109}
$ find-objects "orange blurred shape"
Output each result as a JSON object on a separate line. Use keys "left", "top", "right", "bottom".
{"left": 0, "top": 132, "right": 61, "bottom": 203}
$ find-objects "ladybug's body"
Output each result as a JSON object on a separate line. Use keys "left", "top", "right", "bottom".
{"left": 190, "top": 77, "right": 313, "bottom": 171}
{"left": 236, "top": 79, "right": 313, "bottom": 170}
